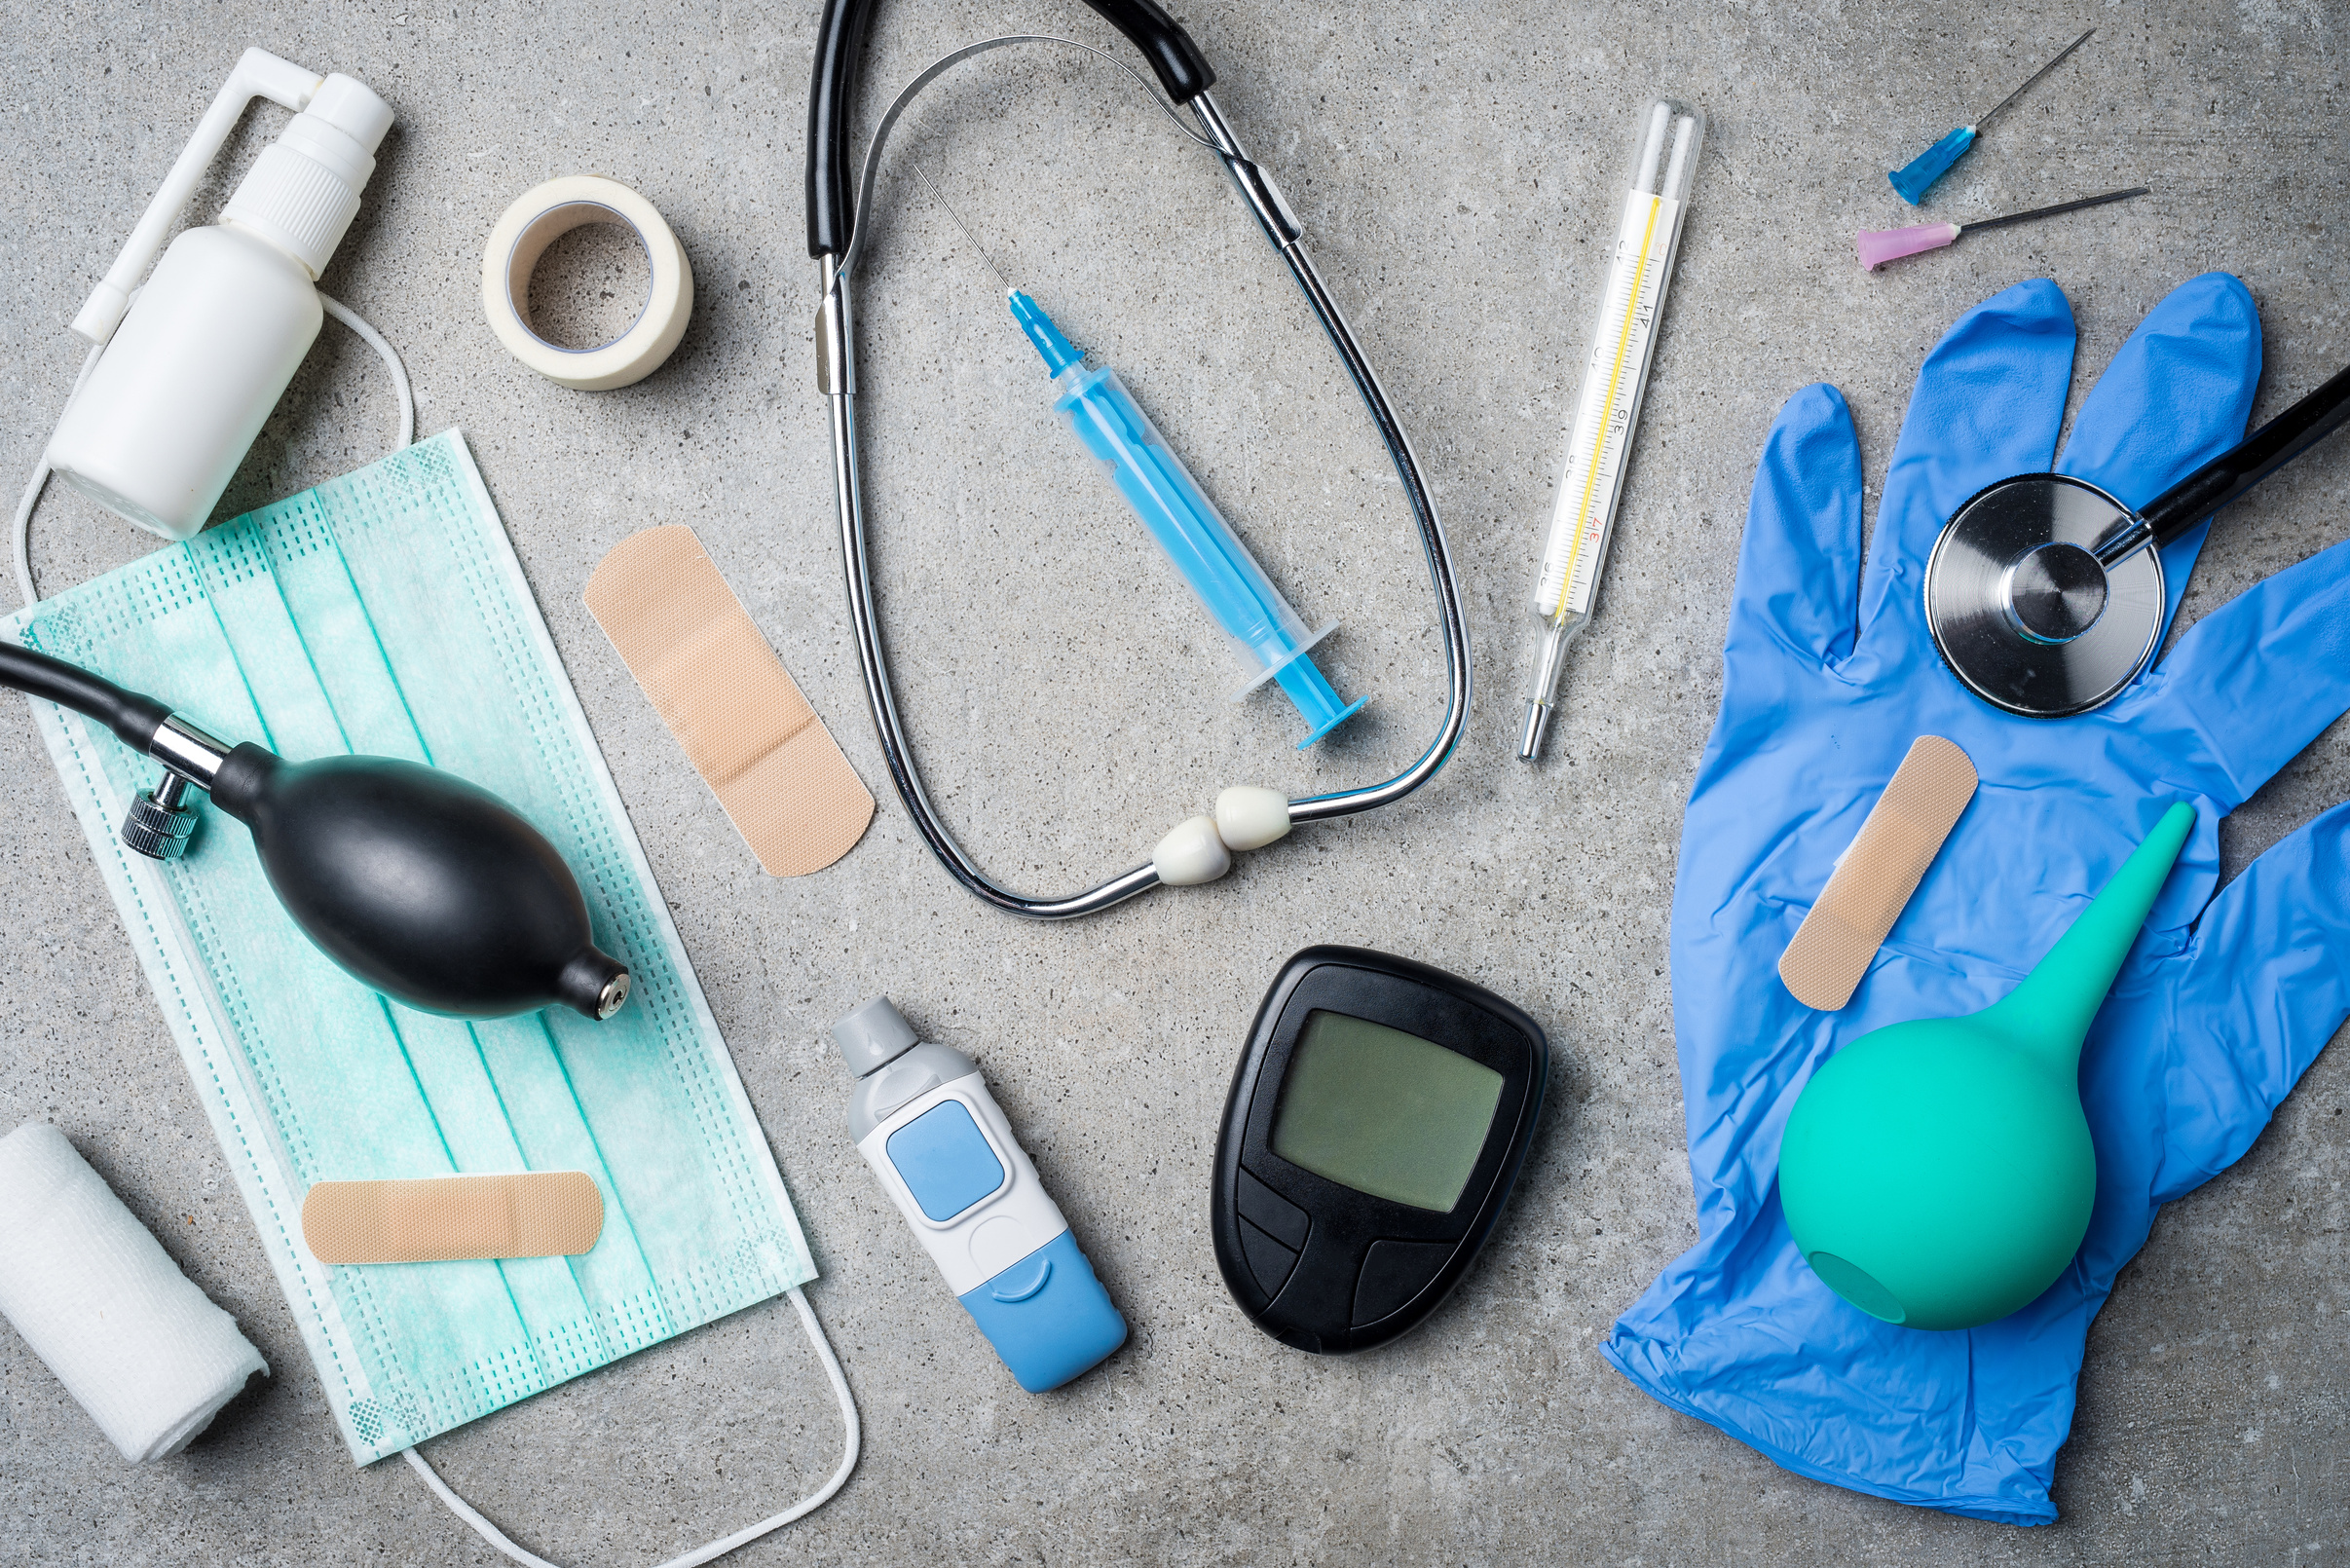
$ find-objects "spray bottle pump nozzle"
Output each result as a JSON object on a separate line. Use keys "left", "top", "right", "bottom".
{"left": 219, "top": 71, "right": 394, "bottom": 280}
{"left": 72, "top": 49, "right": 339, "bottom": 346}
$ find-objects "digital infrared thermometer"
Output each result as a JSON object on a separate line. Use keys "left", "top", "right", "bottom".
{"left": 830, "top": 996, "right": 1127, "bottom": 1392}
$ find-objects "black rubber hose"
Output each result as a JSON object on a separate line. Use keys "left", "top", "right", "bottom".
{"left": 0, "top": 642, "right": 170, "bottom": 750}
{"left": 2140, "top": 360, "right": 2350, "bottom": 546}
{"left": 806, "top": 0, "right": 881, "bottom": 257}
{"left": 1078, "top": 0, "right": 1215, "bottom": 102}
{"left": 804, "top": 0, "right": 1216, "bottom": 259}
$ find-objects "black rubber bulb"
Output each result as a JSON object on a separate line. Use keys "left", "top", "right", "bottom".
{"left": 0, "top": 643, "right": 628, "bottom": 1022}
{"left": 206, "top": 745, "right": 631, "bottom": 1021}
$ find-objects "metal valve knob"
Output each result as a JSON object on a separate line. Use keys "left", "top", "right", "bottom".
{"left": 120, "top": 773, "right": 199, "bottom": 861}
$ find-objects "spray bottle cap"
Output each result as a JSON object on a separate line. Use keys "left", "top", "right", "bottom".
{"left": 219, "top": 73, "right": 393, "bottom": 279}
{"left": 829, "top": 995, "right": 919, "bottom": 1077}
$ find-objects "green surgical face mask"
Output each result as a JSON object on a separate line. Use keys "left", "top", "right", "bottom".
{"left": 2, "top": 432, "right": 822, "bottom": 1474}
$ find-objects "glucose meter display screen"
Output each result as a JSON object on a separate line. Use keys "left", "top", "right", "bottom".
{"left": 1271, "top": 1010, "right": 1506, "bottom": 1212}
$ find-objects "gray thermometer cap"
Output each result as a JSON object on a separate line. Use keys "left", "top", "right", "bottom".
{"left": 830, "top": 995, "right": 918, "bottom": 1076}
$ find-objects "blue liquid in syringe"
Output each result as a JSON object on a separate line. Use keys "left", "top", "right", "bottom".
{"left": 1010, "top": 289, "right": 1363, "bottom": 748}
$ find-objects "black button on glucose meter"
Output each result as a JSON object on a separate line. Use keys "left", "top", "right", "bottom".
{"left": 1212, "top": 947, "right": 1548, "bottom": 1353}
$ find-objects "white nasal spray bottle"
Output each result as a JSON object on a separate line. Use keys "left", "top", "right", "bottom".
{"left": 46, "top": 50, "right": 393, "bottom": 541}
{"left": 832, "top": 997, "right": 1128, "bottom": 1393}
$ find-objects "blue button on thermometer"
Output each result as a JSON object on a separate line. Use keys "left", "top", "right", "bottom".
{"left": 832, "top": 996, "right": 1128, "bottom": 1393}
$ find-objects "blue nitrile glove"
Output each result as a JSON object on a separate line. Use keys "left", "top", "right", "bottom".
{"left": 1601, "top": 273, "right": 2350, "bottom": 1526}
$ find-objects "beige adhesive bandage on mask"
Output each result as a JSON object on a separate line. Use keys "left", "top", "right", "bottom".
{"left": 300, "top": 1172, "right": 604, "bottom": 1265}
{"left": 585, "top": 525, "right": 875, "bottom": 877}
{"left": 1778, "top": 734, "right": 1978, "bottom": 1012}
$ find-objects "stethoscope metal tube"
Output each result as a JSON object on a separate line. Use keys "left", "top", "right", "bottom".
{"left": 823, "top": 253, "right": 1164, "bottom": 919}
{"left": 1185, "top": 89, "right": 1471, "bottom": 828}
{"left": 810, "top": 14, "right": 1470, "bottom": 916}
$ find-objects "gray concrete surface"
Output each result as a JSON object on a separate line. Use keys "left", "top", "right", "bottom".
{"left": 4, "top": 1, "right": 2346, "bottom": 1561}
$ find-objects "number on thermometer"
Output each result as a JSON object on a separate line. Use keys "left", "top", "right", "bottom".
{"left": 1538, "top": 187, "right": 1680, "bottom": 621}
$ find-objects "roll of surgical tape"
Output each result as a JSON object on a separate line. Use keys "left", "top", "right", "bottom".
{"left": 482, "top": 175, "right": 693, "bottom": 390}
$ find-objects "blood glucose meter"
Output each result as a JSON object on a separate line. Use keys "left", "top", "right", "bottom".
{"left": 1211, "top": 947, "right": 1548, "bottom": 1353}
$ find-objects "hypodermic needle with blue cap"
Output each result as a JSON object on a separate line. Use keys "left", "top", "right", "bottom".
{"left": 1888, "top": 27, "right": 2094, "bottom": 205}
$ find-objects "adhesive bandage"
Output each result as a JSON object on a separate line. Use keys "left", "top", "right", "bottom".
{"left": 1778, "top": 735, "right": 1978, "bottom": 1011}
{"left": 301, "top": 1172, "right": 604, "bottom": 1265}
{"left": 585, "top": 525, "right": 874, "bottom": 877}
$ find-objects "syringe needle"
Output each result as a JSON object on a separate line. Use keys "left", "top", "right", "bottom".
{"left": 914, "top": 164, "right": 1014, "bottom": 293}
{"left": 1887, "top": 27, "right": 2096, "bottom": 204}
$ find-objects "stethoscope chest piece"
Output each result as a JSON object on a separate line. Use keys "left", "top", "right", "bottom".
{"left": 1923, "top": 472, "right": 2165, "bottom": 718}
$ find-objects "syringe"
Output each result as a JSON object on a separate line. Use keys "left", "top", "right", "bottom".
{"left": 1010, "top": 289, "right": 1365, "bottom": 748}
{"left": 1519, "top": 99, "right": 1703, "bottom": 762}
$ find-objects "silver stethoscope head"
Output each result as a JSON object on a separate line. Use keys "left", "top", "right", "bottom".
{"left": 1923, "top": 358, "right": 2350, "bottom": 719}
{"left": 1924, "top": 472, "right": 2165, "bottom": 718}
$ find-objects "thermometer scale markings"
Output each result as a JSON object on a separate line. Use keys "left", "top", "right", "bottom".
{"left": 1539, "top": 188, "right": 1678, "bottom": 620}
{"left": 1516, "top": 98, "right": 1701, "bottom": 764}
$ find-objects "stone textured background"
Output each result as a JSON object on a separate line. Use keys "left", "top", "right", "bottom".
{"left": 3, "top": 1, "right": 2344, "bottom": 1562}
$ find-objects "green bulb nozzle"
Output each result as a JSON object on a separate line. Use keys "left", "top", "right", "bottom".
{"left": 1777, "top": 801, "right": 2195, "bottom": 1331}
{"left": 1983, "top": 801, "right": 2195, "bottom": 1064}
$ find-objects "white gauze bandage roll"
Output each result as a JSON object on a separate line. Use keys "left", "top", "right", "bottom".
{"left": 0, "top": 1124, "right": 267, "bottom": 1461}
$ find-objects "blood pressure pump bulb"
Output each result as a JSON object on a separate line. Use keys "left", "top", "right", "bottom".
{"left": 0, "top": 643, "right": 630, "bottom": 1024}
{"left": 45, "top": 51, "right": 393, "bottom": 541}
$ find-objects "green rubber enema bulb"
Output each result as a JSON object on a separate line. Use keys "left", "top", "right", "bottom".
{"left": 1778, "top": 800, "right": 2195, "bottom": 1331}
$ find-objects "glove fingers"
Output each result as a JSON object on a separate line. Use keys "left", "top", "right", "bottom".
{"left": 2127, "top": 533, "right": 2350, "bottom": 805}
{"left": 2079, "top": 801, "right": 2350, "bottom": 1253}
{"left": 1726, "top": 384, "right": 1864, "bottom": 673}
{"left": 1856, "top": 280, "right": 2076, "bottom": 656}
{"left": 2057, "top": 272, "right": 2262, "bottom": 630}
{"left": 2056, "top": 273, "right": 2262, "bottom": 507}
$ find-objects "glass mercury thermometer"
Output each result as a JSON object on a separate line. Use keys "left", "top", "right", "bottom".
{"left": 1519, "top": 98, "right": 1704, "bottom": 761}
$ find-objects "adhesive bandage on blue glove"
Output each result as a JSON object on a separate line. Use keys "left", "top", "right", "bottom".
{"left": 1603, "top": 274, "right": 2350, "bottom": 1524}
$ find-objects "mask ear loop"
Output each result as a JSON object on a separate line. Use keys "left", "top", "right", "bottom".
{"left": 10, "top": 293, "right": 415, "bottom": 609}
{"left": 401, "top": 1284, "right": 862, "bottom": 1568}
